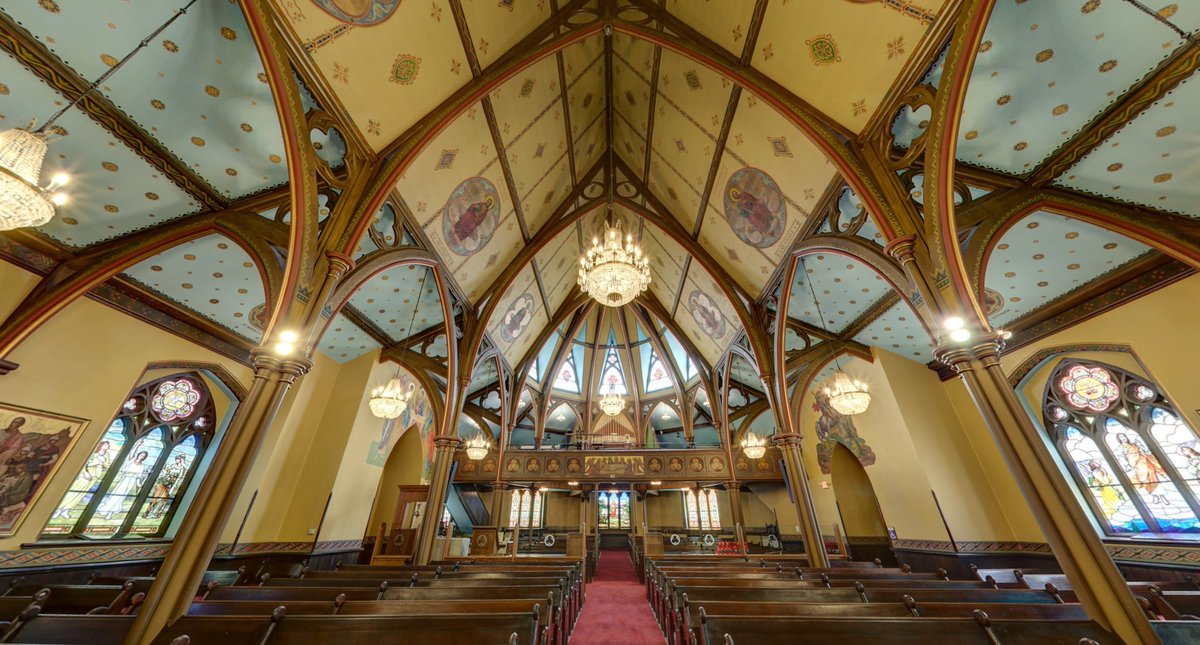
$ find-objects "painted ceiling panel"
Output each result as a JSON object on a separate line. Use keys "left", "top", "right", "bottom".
{"left": 851, "top": 301, "right": 933, "bottom": 364}
{"left": 0, "top": 52, "right": 201, "bottom": 247}
{"left": 655, "top": 49, "right": 734, "bottom": 140}
{"left": 4, "top": 0, "right": 290, "bottom": 197}
{"left": 347, "top": 265, "right": 445, "bottom": 342}
{"left": 613, "top": 116, "right": 646, "bottom": 174}
{"left": 275, "top": 0, "right": 469, "bottom": 151}
{"left": 663, "top": 0, "right": 756, "bottom": 59}
{"left": 122, "top": 233, "right": 266, "bottom": 342}
{"left": 572, "top": 110, "right": 606, "bottom": 178}
{"left": 896, "top": 0, "right": 1183, "bottom": 175}
{"left": 564, "top": 39, "right": 605, "bottom": 142}
{"left": 318, "top": 313, "right": 382, "bottom": 364}
{"left": 394, "top": 100, "right": 520, "bottom": 303}
{"left": 612, "top": 44, "right": 652, "bottom": 139}
{"left": 458, "top": 0, "right": 550, "bottom": 69}
{"left": 534, "top": 224, "right": 583, "bottom": 316}
{"left": 675, "top": 263, "right": 739, "bottom": 364}
{"left": 728, "top": 353, "right": 761, "bottom": 389}
{"left": 486, "top": 264, "right": 547, "bottom": 365}
{"left": 788, "top": 252, "right": 890, "bottom": 333}
{"left": 754, "top": 0, "right": 947, "bottom": 132}
{"left": 645, "top": 99, "right": 717, "bottom": 222}
{"left": 1054, "top": 73, "right": 1200, "bottom": 218}
{"left": 983, "top": 210, "right": 1152, "bottom": 327}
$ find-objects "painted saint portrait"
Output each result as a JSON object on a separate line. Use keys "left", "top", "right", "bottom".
{"left": 723, "top": 167, "right": 786, "bottom": 249}
{"left": 366, "top": 373, "right": 435, "bottom": 482}
{"left": 311, "top": 0, "right": 402, "bottom": 25}
{"left": 0, "top": 403, "right": 87, "bottom": 536}
{"left": 812, "top": 389, "right": 875, "bottom": 475}
{"left": 500, "top": 294, "right": 536, "bottom": 343}
{"left": 442, "top": 177, "right": 501, "bottom": 256}
{"left": 688, "top": 290, "right": 726, "bottom": 339}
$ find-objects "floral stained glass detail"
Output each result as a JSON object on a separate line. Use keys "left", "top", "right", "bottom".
{"left": 151, "top": 379, "right": 201, "bottom": 421}
{"left": 553, "top": 356, "right": 579, "bottom": 393}
{"left": 599, "top": 348, "right": 628, "bottom": 395}
{"left": 646, "top": 351, "right": 672, "bottom": 392}
{"left": 43, "top": 421, "right": 127, "bottom": 534}
{"left": 1057, "top": 365, "right": 1119, "bottom": 412}
{"left": 697, "top": 487, "right": 712, "bottom": 530}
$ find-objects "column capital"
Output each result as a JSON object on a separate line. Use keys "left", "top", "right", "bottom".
{"left": 933, "top": 333, "right": 1007, "bottom": 369}
{"left": 324, "top": 250, "right": 356, "bottom": 279}
{"left": 884, "top": 234, "right": 918, "bottom": 265}
{"left": 772, "top": 433, "right": 804, "bottom": 449}
{"left": 250, "top": 349, "right": 314, "bottom": 378}
{"left": 434, "top": 436, "right": 462, "bottom": 450}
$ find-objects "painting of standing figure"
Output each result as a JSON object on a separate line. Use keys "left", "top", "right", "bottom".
{"left": 812, "top": 389, "right": 876, "bottom": 475}
{"left": 0, "top": 403, "right": 88, "bottom": 536}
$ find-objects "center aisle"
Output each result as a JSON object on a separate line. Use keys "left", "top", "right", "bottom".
{"left": 570, "top": 549, "right": 665, "bottom": 645}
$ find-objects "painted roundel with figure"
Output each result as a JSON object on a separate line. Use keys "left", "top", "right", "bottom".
{"left": 442, "top": 177, "right": 501, "bottom": 256}
{"left": 723, "top": 167, "right": 787, "bottom": 249}
{"left": 687, "top": 290, "right": 726, "bottom": 339}
{"left": 310, "top": 0, "right": 402, "bottom": 25}
{"left": 500, "top": 294, "right": 536, "bottom": 343}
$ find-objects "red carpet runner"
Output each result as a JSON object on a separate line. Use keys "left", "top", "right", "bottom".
{"left": 570, "top": 549, "right": 665, "bottom": 645}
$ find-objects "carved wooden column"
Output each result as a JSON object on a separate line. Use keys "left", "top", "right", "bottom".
{"left": 772, "top": 433, "right": 829, "bottom": 568}
{"left": 725, "top": 482, "right": 747, "bottom": 556}
{"left": 413, "top": 436, "right": 462, "bottom": 564}
{"left": 124, "top": 350, "right": 312, "bottom": 643}
{"left": 490, "top": 482, "right": 508, "bottom": 527}
{"left": 939, "top": 339, "right": 1158, "bottom": 645}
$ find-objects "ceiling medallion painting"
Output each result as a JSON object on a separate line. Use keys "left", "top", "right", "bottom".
{"left": 723, "top": 167, "right": 787, "bottom": 249}
{"left": 311, "top": 0, "right": 402, "bottom": 25}
{"left": 499, "top": 293, "right": 535, "bottom": 343}
{"left": 442, "top": 177, "right": 500, "bottom": 256}
{"left": 687, "top": 290, "right": 726, "bottom": 339}
{"left": 982, "top": 287, "right": 1006, "bottom": 318}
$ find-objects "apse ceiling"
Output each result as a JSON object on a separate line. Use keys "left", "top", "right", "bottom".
{"left": 1, "top": 0, "right": 1194, "bottom": 383}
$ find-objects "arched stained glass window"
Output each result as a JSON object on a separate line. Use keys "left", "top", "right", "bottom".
{"left": 646, "top": 350, "right": 672, "bottom": 392}
{"left": 697, "top": 486, "right": 711, "bottom": 529}
{"left": 683, "top": 490, "right": 720, "bottom": 530}
{"left": 509, "top": 489, "right": 543, "bottom": 529}
{"left": 617, "top": 492, "right": 630, "bottom": 529}
{"left": 509, "top": 489, "right": 523, "bottom": 527}
{"left": 706, "top": 490, "right": 721, "bottom": 530}
{"left": 518, "top": 488, "right": 533, "bottom": 528}
{"left": 553, "top": 355, "right": 580, "bottom": 393}
{"left": 599, "top": 347, "right": 628, "bottom": 395}
{"left": 597, "top": 492, "right": 610, "bottom": 529}
{"left": 1044, "top": 360, "right": 1200, "bottom": 536}
{"left": 530, "top": 490, "right": 543, "bottom": 529}
{"left": 596, "top": 491, "right": 629, "bottom": 529}
{"left": 42, "top": 373, "right": 217, "bottom": 539}
{"left": 684, "top": 490, "right": 701, "bottom": 529}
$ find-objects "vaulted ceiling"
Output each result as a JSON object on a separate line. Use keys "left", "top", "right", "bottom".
{"left": 2, "top": 0, "right": 1197, "bottom": 413}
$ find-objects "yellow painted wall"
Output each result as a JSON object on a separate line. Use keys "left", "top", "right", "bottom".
{"left": 744, "top": 483, "right": 798, "bottom": 531}
{"left": 0, "top": 261, "right": 252, "bottom": 549}
{"left": 830, "top": 443, "right": 886, "bottom": 537}
{"left": 367, "top": 418, "right": 426, "bottom": 533}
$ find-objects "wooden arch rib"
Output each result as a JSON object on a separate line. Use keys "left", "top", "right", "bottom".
{"left": 0, "top": 211, "right": 285, "bottom": 359}
{"left": 961, "top": 188, "right": 1200, "bottom": 298}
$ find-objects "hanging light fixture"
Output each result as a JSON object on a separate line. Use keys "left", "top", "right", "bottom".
{"left": 370, "top": 267, "right": 425, "bottom": 419}
{"left": 599, "top": 385, "right": 625, "bottom": 417}
{"left": 0, "top": 0, "right": 199, "bottom": 231}
{"left": 800, "top": 256, "right": 871, "bottom": 416}
{"left": 578, "top": 209, "right": 650, "bottom": 307}
{"left": 740, "top": 432, "right": 767, "bottom": 459}
{"left": 463, "top": 433, "right": 490, "bottom": 461}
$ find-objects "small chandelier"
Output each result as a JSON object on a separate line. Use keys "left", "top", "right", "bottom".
{"left": 0, "top": 128, "right": 68, "bottom": 231}
{"left": 599, "top": 388, "right": 625, "bottom": 417}
{"left": 463, "top": 433, "right": 490, "bottom": 461}
{"left": 825, "top": 370, "right": 871, "bottom": 416}
{"left": 578, "top": 214, "right": 650, "bottom": 307}
{"left": 741, "top": 432, "right": 767, "bottom": 459}
{"left": 369, "top": 376, "right": 413, "bottom": 419}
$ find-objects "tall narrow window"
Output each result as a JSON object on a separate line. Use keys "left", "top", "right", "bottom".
{"left": 519, "top": 488, "right": 533, "bottom": 528}
{"left": 646, "top": 350, "right": 672, "bottom": 392}
{"left": 42, "top": 373, "right": 217, "bottom": 539}
{"left": 706, "top": 490, "right": 721, "bottom": 530}
{"left": 597, "top": 492, "right": 610, "bottom": 529}
{"left": 509, "top": 489, "right": 522, "bottom": 527}
{"left": 1044, "top": 361, "right": 1200, "bottom": 536}
{"left": 530, "top": 490, "right": 543, "bottom": 529}
{"left": 684, "top": 490, "right": 701, "bottom": 529}
{"left": 696, "top": 486, "right": 712, "bottom": 529}
{"left": 598, "top": 347, "right": 628, "bottom": 395}
{"left": 509, "top": 489, "right": 542, "bottom": 529}
{"left": 617, "top": 492, "right": 630, "bottom": 529}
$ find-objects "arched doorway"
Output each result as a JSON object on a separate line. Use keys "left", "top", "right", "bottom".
{"left": 830, "top": 442, "right": 894, "bottom": 565}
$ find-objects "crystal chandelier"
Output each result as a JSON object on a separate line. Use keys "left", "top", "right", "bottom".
{"left": 740, "top": 432, "right": 767, "bottom": 459}
{"left": 599, "top": 386, "right": 625, "bottom": 417}
{"left": 801, "top": 255, "right": 871, "bottom": 415}
{"left": 0, "top": 128, "right": 68, "bottom": 231}
{"left": 0, "top": 0, "right": 199, "bottom": 231}
{"left": 463, "top": 433, "right": 490, "bottom": 460}
{"left": 369, "top": 376, "right": 413, "bottom": 419}
{"left": 824, "top": 370, "right": 871, "bottom": 416}
{"left": 578, "top": 214, "right": 650, "bottom": 307}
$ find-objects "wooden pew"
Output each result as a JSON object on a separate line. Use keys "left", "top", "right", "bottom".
{"left": 2, "top": 614, "right": 132, "bottom": 644}
{"left": 1147, "top": 588, "right": 1200, "bottom": 620}
{"left": 696, "top": 613, "right": 1120, "bottom": 645}
{"left": 6, "top": 583, "right": 138, "bottom": 615}
{"left": 0, "top": 591, "right": 49, "bottom": 641}
{"left": 151, "top": 609, "right": 541, "bottom": 645}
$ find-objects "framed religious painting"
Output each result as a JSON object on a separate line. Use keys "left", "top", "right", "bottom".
{"left": 0, "top": 402, "right": 88, "bottom": 536}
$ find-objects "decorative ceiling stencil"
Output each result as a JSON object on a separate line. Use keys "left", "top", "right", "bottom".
{"left": 1055, "top": 73, "right": 1200, "bottom": 218}
{"left": 458, "top": 0, "right": 550, "bottom": 69}
{"left": 851, "top": 301, "right": 932, "bottom": 363}
{"left": 122, "top": 234, "right": 266, "bottom": 342}
{"left": 983, "top": 210, "right": 1153, "bottom": 327}
{"left": 319, "top": 313, "right": 382, "bottom": 363}
{"left": 5, "top": 0, "right": 292, "bottom": 197}
{"left": 352, "top": 203, "right": 416, "bottom": 259}
{"left": 532, "top": 221, "right": 584, "bottom": 316}
{"left": 664, "top": 0, "right": 757, "bottom": 58}
{"left": 895, "top": 0, "right": 1183, "bottom": 175}
{"left": 755, "top": 0, "right": 947, "bottom": 132}
{"left": 788, "top": 253, "right": 890, "bottom": 333}
{"left": 347, "top": 265, "right": 444, "bottom": 342}
{"left": 0, "top": 52, "right": 201, "bottom": 247}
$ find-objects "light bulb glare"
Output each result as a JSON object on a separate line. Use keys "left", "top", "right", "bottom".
{"left": 949, "top": 328, "right": 971, "bottom": 343}
{"left": 943, "top": 316, "right": 964, "bottom": 331}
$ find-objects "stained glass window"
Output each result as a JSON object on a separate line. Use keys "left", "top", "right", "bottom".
{"left": 597, "top": 491, "right": 629, "bottom": 529}
{"left": 519, "top": 488, "right": 533, "bottom": 528}
{"left": 509, "top": 489, "right": 522, "bottom": 527}
{"left": 646, "top": 350, "right": 672, "bottom": 392}
{"left": 553, "top": 355, "right": 580, "bottom": 393}
{"left": 617, "top": 492, "right": 630, "bottom": 529}
{"left": 706, "top": 490, "right": 721, "bottom": 530}
{"left": 598, "top": 347, "right": 628, "bottom": 395}
{"left": 685, "top": 490, "right": 701, "bottom": 529}
{"left": 42, "top": 373, "right": 217, "bottom": 539}
{"left": 1044, "top": 360, "right": 1200, "bottom": 537}
{"left": 530, "top": 490, "right": 543, "bottom": 529}
{"left": 597, "top": 492, "right": 610, "bottom": 529}
{"left": 683, "top": 490, "right": 720, "bottom": 530}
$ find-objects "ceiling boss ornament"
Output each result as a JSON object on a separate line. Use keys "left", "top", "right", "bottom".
{"left": 578, "top": 212, "right": 650, "bottom": 307}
